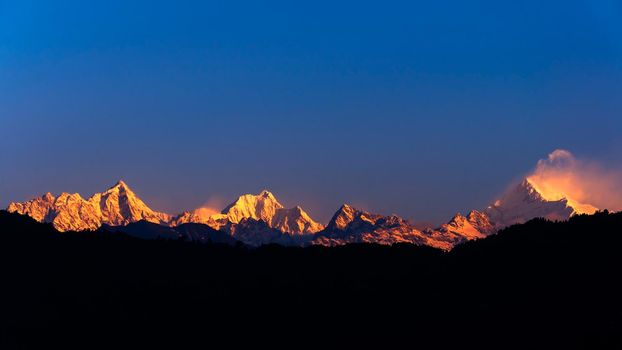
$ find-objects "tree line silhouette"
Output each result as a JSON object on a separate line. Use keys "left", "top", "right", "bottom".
{"left": 0, "top": 210, "right": 620, "bottom": 349}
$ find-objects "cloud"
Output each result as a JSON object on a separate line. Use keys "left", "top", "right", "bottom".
{"left": 192, "top": 196, "right": 227, "bottom": 218}
{"left": 526, "top": 149, "right": 622, "bottom": 213}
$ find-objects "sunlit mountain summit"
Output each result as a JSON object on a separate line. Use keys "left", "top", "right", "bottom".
{"left": 8, "top": 154, "right": 607, "bottom": 249}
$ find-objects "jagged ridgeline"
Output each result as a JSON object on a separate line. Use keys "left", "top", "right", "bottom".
{"left": 6, "top": 178, "right": 599, "bottom": 249}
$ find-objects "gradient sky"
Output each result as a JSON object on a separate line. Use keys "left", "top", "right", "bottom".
{"left": 1, "top": 0, "right": 622, "bottom": 224}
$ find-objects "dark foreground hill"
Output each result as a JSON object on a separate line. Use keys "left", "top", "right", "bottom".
{"left": 0, "top": 210, "right": 621, "bottom": 349}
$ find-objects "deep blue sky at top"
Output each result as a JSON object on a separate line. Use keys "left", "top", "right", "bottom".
{"left": 1, "top": 0, "right": 621, "bottom": 224}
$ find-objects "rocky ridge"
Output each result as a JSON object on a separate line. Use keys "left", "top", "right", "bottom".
{"left": 7, "top": 178, "right": 595, "bottom": 249}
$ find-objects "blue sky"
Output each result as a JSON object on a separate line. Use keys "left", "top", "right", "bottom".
{"left": 1, "top": 0, "right": 621, "bottom": 224}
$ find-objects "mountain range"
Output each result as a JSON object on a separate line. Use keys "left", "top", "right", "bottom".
{"left": 6, "top": 178, "right": 598, "bottom": 249}
{"left": 6, "top": 181, "right": 171, "bottom": 232}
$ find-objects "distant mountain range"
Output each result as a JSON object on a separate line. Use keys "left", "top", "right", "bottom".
{"left": 6, "top": 178, "right": 598, "bottom": 249}
{"left": 7, "top": 181, "right": 172, "bottom": 232}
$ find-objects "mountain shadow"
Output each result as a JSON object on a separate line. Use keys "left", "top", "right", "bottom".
{"left": 0, "top": 210, "right": 620, "bottom": 349}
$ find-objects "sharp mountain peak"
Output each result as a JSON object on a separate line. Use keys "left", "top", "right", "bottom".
{"left": 6, "top": 175, "right": 602, "bottom": 249}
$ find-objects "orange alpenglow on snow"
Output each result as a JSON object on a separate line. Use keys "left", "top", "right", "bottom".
{"left": 526, "top": 177, "right": 598, "bottom": 215}
{"left": 6, "top": 181, "right": 171, "bottom": 232}
{"left": 7, "top": 183, "right": 324, "bottom": 237}
{"left": 525, "top": 149, "right": 622, "bottom": 215}
{"left": 5, "top": 149, "right": 621, "bottom": 249}
{"left": 172, "top": 190, "right": 324, "bottom": 235}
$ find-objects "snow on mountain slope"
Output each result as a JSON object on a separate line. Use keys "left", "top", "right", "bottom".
{"left": 95, "top": 181, "right": 172, "bottom": 226}
{"left": 176, "top": 190, "right": 323, "bottom": 235}
{"left": 7, "top": 181, "right": 171, "bottom": 232}
{"left": 6, "top": 192, "right": 56, "bottom": 223}
{"left": 431, "top": 179, "right": 585, "bottom": 244}
{"left": 312, "top": 177, "right": 592, "bottom": 250}
{"left": 323, "top": 204, "right": 383, "bottom": 234}
{"left": 485, "top": 179, "right": 575, "bottom": 230}
{"left": 220, "top": 190, "right": 323, "bottom": 234}
{"left": 7, "top": 163, "right": 602, "bottom": 249}
{"left": 271, "top": 206, "right": 325, "bottom": 235}
{"left": 437, "top": 210, "right": 494, "bottom": 241}
{"left": 222, "top": 190, "right": 283, "bottom": 224}
{"left": 313, "top": 204, "right": 453, "bottom": 249}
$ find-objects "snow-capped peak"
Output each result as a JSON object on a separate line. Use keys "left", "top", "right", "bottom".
{"left": 271, "top": 206, "right": 324, "bottom": 235}
{"left": 7, "top": 181, "right": 171, "bottom": 232}
{"left": 484, "top": 179, "right": 575, "bottom": 229}
{"left": 218, "top": 191, "right": 323, "bottom": 234}
{"left": 6, "top": 165, "right": 605, "bottom": 250}
{"left": 326, "top": 204, "right": 368, "bottom": 231}
{"left": 258, "top": 189, "right": 276, "bottom": 199}
{"left": 221, "top": 190, "right": 285, "bottom": 224}
{"left": 437, "top": 210, "right": 493, "bottom": 240}
{"left": 114, "top": 179, "right": 129, "bottom": 188}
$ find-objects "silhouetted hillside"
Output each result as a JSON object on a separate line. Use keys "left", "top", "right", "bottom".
{"left": 0, "top": 210, "right": 620, "bottom": 349}
{"left": 173, "top": 222, "right": 239, "bottom": 245}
